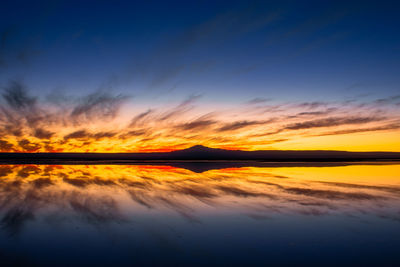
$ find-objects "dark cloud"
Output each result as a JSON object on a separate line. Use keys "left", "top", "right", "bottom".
{"left": 129, "top": 109, "right": 153, "bottom": 127}
{"left": 33, "top": 128, "right": 54, "bottom": 139}
{"left": 248, "top": 179, "right": 389, "bottom": 201}
{"left": 283, "top": 187, "right": 384, "bottom": 200}
{"left": 218, "top": 120, "right": 267, "bottom": 132}
{"left": 119, "top": 129, "right": 147, "bottom": 139}
{"left": 64, "top": 130, "right": 90, "bottom": 140}
{"left": 128, "top": 190, "right": 153, "bottom": 209}
{"left": 374, "top": 95, "right": 400, "bottom": 105}
{"left": 317, "top": 181, "right": 400, "bottom": 194}
{"left": 62, "top": 175, "right": 116, "bottom": 187}
{"left": 138, "top": 133, "right": 161, "bottom": 143}
{"left": 68, "top": 194, "right": 122, "bottom": 224}
{"left": 256, "top": 104, "right": 286, "bottom": 114}
{"left": 91, "top": 177, "right": 116, "bottom": 186}
{"left": 178, "top": 119, "right": 216, "bottom": 131}
{"left": 63, "top": 177, "right": 89, "bottom": 187}
{"left": 121, "top": 180, "right": 150, "bottom": 189}
{"left": 217, "top": 185, "right": 273, "bottom": 198}
{"left": 0, "top": 81, "right": 55, "bottom": 140}
{"left": 63, "top": 130, "right": 117, "bottom": 141}
{"left": 0, "top": 165, "right": 13, "bottom": 177}
{"left": 270, "top": 138, "right": 289, "bottom": 144}
{"left": 158, "top": 94, "right": 201, "bottom": 121}
{"left": 313, "top": 122, "right": 400, "bottom": 136}
{"left": 31, "top": 178, "right": 54, "bottom": 189}
{"left": 71, "top": 91, "right": 129, "bottom": 121}
{"left": 173, "top": 185, "right": 216, "bottom": 199}
{"left": 298, "top": 208, "right": 329, "bottom": 216}
{"left": 247, "top": 180, "right": 284, "bottom": 189}
{"left": 296, "top": 102, "right": 326, "bottom": 109}
{"left": 285, "top": 116, "right": 384, "bottom": 130}
{"left": 296, "top": 107, "right": 337, "bottom": 116}
{"left": 157, "top": 196, "right": 200, "bottom": 223}
{"left": 2, "top": 81, "right": 36, "bottom": 110}
{"left": 17, "top": 166, "right": 41, "bottom": 178}
{"left": 246, "top": 98, "right": 271, "bottom": 105}
{"left": 93, "top": 131, "right": 116, "bottom": 140}
{"left": 1, "top": 208, "right": 35, "bottom": 236}
{"left": 0, "top": 139, "right": 14, "bottom": 151}
{"left": 17, "top": 139, "right": 41, "bottom": 151}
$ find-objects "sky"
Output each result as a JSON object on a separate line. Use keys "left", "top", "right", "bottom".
{"left": 0, "top": 0, "right": 400, "bottom": 152}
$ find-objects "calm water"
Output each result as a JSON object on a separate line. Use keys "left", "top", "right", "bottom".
{"left": 0, "top": 164, "right": 399, "bottom": 266}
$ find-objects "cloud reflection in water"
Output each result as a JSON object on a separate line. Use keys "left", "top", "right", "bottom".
{"left": 0, "top": 164, "right": 399, "bottom": 236}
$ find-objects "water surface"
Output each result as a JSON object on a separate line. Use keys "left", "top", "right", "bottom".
{"left": 0, "top": 164, "right": 399, "bottom": 266}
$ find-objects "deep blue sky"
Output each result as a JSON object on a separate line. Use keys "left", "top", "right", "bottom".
{"left": 1, "top": 0, "right": 400, "bottom": 104}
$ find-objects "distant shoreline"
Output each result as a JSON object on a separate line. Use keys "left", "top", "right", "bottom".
{"left": 2, "top": 145, "right": 400, "bottom": 172}
{"left": 1, "top": 145, "right": 400, "bottom": 162}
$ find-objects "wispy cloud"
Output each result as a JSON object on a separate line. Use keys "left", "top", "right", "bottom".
{"left": 313, "top": 122, "right": 400, "bottom": 137}
{"left": 284, "top": 116, "right": 384, "bottom": 130}
{"left": 70, "top": 91, "right": 129, "bottom": 122}
{"left": 218, "top": 120, "right": 269, "bottom": 132}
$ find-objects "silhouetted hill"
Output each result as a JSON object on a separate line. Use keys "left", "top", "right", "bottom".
{"left": 168, "top": 145, "right": 400, "bottom": 160}
{"left": 181, "top": 145, "right": 212, "bottom": 151}
{"left": 1, "top": 145, "right": 400, "bottom": 163}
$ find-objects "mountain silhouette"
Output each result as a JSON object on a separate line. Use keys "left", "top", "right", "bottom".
{"left": 180, "top": 145, "right": 215, "bottom": 151}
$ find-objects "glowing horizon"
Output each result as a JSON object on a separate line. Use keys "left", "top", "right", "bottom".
{"left": 0, "top": 82, "right": 399, "bottom": 153}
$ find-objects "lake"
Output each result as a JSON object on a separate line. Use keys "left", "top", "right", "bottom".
{"left": 0, "top": 164, "right": 399, "bottom": 266}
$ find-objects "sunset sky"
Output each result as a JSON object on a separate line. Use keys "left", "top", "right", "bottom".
{"left": 1, "top": 0, "right": 400, "bottom": 152}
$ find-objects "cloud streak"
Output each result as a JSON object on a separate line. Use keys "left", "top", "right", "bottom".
{"left": 284, "top": 116, "right": 384, "bottom": 130}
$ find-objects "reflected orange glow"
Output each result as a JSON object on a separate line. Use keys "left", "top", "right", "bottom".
{"left": 1, "top": 164, "right": 399, "bottom": 221}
